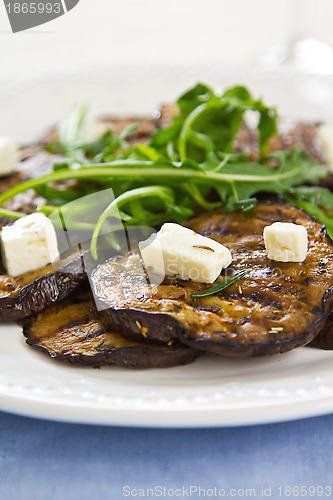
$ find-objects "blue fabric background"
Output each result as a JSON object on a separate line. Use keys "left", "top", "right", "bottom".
{"left": 0, "top": 411, "right": 332, "bottom": 500}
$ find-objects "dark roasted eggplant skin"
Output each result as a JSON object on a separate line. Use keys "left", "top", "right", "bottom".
{"left": 91, "top": 202, "right": 333, "bottom": 357}
{"left": 0, "top": 253, "right": 87, "bottom": 321}
{"left": 23, "top": 291, "right": 201, "bottom": 369}
{"left": 310, "top": 313, "right": 333, "bottom": 350}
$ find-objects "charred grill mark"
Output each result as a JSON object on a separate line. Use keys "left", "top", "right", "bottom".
{"left": 269, "top": 284, "right": 284, "bottom": 292}
{"left": 251, "top": 291, "right": 263, "bottom": 301}
{"left": 198, "top": 305, "right": 221, "bottom": 314}
{"left": 84, "top": 329, "right": 108, "bottom": 341}
{"left": 60, "top": 318, "right": 92, "bottom": 331}
{"left": 172, "top": 304, "right": 183, "bottom": 312}
{"left": 269, "top": 301, "right": 283, "bottom": 310}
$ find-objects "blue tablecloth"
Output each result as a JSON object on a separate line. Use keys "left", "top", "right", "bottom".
{"left": 0, "top": 411, "right": 332, "bottom": 500}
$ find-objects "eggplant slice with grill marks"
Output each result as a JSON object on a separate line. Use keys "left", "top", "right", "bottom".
{"left": 91, "top": 201, "right": 333, "bottom": 357}
{"left": 0, "top": 252, "right": 87, "bottom": 321}
{"left": 0, "top": 115, "right": 157, "bottom": 320}
{"left": 23, "top": 290, "right": 201, "bottom": 369}
{"left": 310, "top": 313, "right": 333, "bottom": 350}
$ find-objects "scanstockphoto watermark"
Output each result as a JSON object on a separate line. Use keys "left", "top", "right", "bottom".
{"left": 122, "top": 485, "right": 332, "bottom": 497}
{"left": 3, "top": 0, "right": 80, "bottom": 33}
{"left": 122, "top": 486, "right": 257, "bottom": 497}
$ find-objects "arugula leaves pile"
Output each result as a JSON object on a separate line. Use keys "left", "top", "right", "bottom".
{"left": 286, "top": 186, "right": 333, "bottom": 237}
{"left": 0, "top": 83, "right": 331, "bottom": 257}
{"left": 151, "top": 83, "right": 277, "bottom": 159}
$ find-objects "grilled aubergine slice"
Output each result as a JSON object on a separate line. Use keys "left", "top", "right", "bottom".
{"left": 91, "top": 201, "right": 333, "bottom": 357}
{"left": 23, "top": 290, "right": 201, "bottom": 369}
{"left": 310, "top": 313, "right": 333, "bottom": 350}
{"left": 0, "top": 252, "right": 87, "bottom": 321}
{"left": 0, "top": 115, "right": 157, "bottom": 320}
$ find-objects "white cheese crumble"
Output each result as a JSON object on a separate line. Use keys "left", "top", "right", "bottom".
{"left": 263, "top": 222, "right": 308, "bottom": 263}
{"left": 317, "top": 124, "right": 333, "bottom": 171}
{"left": 0, "top": 136, "right": 17, "bottom": 176}
{"left": 0, "top": 213, "right": 60, "bottom": 277}
{"left": 139, "top": 223, "right": 232, "bottom": 284}
{"left": 83, "top": 121, "right": 109, "bottom": 141}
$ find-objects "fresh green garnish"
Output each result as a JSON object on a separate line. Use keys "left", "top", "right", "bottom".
{"left": 0, "top": 208, "right": 26, "bottom": 220}
{"left": 190, "top": 269, "right": 252, "bottom": 298}
{"left": 0, "top": 83, "right": 330, "bottom": 259}
{"left": 286, "top": 186, "right": 333, "bottom": 239}
{"left": 151, "top": 83, "right": 277, "bottom": 158}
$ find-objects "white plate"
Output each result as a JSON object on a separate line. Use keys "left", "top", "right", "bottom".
{"left": 0, "top": 65, "right": 333, "bottom": 427}
{"left": 1, "top": 324, "right": 333, "bottom": 427}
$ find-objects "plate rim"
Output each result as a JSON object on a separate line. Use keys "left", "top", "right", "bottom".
{"left": 0, "top": 65, "right": 333, "bottom": 427}
{"left": 1, "top": 387, "right": 332, "bottom": 428}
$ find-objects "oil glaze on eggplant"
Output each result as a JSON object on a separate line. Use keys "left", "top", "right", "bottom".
{"left": 310, "top": 313, "right": 333, "bottom": 350}
{"left": 23, "top": 291, "right": 201, "bottom": 369}
{"left": 91, "top": 202, "right": 333, "bottom": 357}
{"left": 0, "top": 253, "right": 87, "bottom": 321}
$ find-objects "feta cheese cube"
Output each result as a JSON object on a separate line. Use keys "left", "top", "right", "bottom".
{"left": 84, "top": 121, "right": 109, "bottom": 141}
{"left": 0, "top": 213, "right": 59, "bottom": 276}
{"left": 263, "top": 222, "right": 308, "bottom": 262}
{"left": 139, "top": 223, "right": 232, "bottom": 284}
{"left": 0, "top": 136, "right": 17, "bottom": 176}
{"left": 318, "top": 124, "right": 333, "bottom": 172}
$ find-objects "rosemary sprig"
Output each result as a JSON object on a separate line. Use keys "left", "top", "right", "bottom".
{"left": 190, "top": 269, "right": 252, "bottom": 298}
